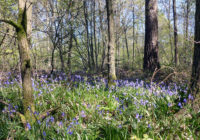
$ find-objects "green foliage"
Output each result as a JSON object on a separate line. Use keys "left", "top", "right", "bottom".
{"left": 0, "top": 78, "right": 200, "bottom": 139}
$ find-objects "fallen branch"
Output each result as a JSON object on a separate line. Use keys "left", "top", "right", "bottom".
{"left": 39, "top": 107, "right": 60, "bottom": 121}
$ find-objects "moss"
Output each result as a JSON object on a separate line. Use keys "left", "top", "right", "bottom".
{"left": 108, "top": 74, "right": 117, "bottom": 87}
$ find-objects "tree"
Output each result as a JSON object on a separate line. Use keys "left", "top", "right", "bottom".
{"left": 132, "top": 1, "right": 135, "bottom": 68}
{"left": 0, "top": 0, "right": 35, "bottom": 124}
{"left": 173, "top": 0, "right": 179, "bottom": 66}
{"left": 106, "top": 0, "right": 117, "bottom": 83}
{"left": 190, "top": 0, "right": 200, "bottom": 96}
{"left": 83, "top": 0, "right": 91, "bottom": 71}
{"left": 143, "top": 0, "right": 160, "bottom": 72}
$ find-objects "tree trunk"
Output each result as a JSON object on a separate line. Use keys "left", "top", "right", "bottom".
{"left": 167, "top": 0, "right": 174, "bottom": 63}
{"left": 93, "top": 1, "right": 98, "bottom": 71}
{"left": 67, "top": 27, "right": 73, "bottom": 72}
{"left": 106, "top": 0, "right": 117, "bottom": 83}
{"left": 186, "top": 0, "right": 189, "bottom": 41}
{"left": 99, "top": 4, "right": 106, "bottom": 72}
{"left": 124, "top": 28, "right": 130, "bottom": 66}
{"left": 83, "top": 0, "right": 91, "bottom": 70}
{"left": 190, "top": 0, "right": 200, "bottom": 96}
{"left": 58, "top": 46, "right": 64, "bottom": 72}
{"left": 51, "top": 46, "right": 56, "bottom": 74}
{"left": 143, "top": 0, "right": 160, "bottom": 72}
{"left": 132, "top": 4, "right": 135, "bottom": 69}
{"left": 90, "top": 10, "right": 95, "bottom": 71}
{"left": 173, "top": 0, "right": 179, "bottom": 66}
{"left": 18, "top": 0, "right": 35, "bottom": 123}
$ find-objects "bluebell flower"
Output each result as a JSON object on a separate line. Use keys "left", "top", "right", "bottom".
{"left": 118, "top": 124, "right": 122, "bottom": 128}
{"left": 80, "top": 110, "right": 86, "bottom": 118}
{"left": 43, "top": 131, "right": 46, "bottom": 136}
{"left": 37, "top": 120, "right": 41, "bottom": 125}
{"left": 68, "top": 131, "right": 73, "bottom": 135}
{"left": 136, "top": 113, "right": 139, "bottom": 119}
{"left": 26, "top": 123, "right": 31, "bottom": 130}
{"left": 148, "top": 124, "right": 151, "bottom": 128}
{"left": 61, "top": 112, "right": 65, "bottom": 117}
{"left": 50, "top": 116, "right": 54, "bottom": 122}
{"left": 188, "top": 94, "right": 194, "bottom": 100}
{"left": 168, "top": 103, "right": 172, "bottom": 107}
{"left": 183, "top": 98, "right": 187, "bottom": 103}
{"left": 178, "top": 102, "right": 182, "bottom": 108}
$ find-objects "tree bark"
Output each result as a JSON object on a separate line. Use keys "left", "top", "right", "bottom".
{"left": 58, "top": 46, "right": 64, "bottom": 72}
{"left": 173, "top": 0, "right": 179, "bottom": 66}
{"left": 106, "top": 0, "right": 117, "bottom": 83}
{"left": 83, "top": 0, "right": 91, "bottom": 70}
{"left": 67, "top": 27, "right": 73, "bottom": 72}
{"left": 143, "top": 0, "right": 160, "bottom": 72}
{"left": 93, "top": 1, "right": 98, "bottom": 71}
{"left": 51, "top": 46, "right": 56, "bottom": 74}
{"left": 124, "top": 28, "right": 130, "bottom": 65}
{"left": 167, "top": 0, "right": 174, "bottom": 63}
{"left": 190, "top": 0, "right": 200, "bottom": 96}
{"left": 18, "top": 0, "right": 35, "bottom": 123}
{"left": 132, "top": 3, "right": 135, "bottom": 69}
{"left": 89, "top": 6, "right": 95, "bottom": 71}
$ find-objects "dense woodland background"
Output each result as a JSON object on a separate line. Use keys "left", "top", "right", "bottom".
{"left": 0, "top": 0, "right": 196, "bottom": 75}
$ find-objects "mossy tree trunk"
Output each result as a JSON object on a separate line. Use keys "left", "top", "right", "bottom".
{"left": 106, "top": 0, "right": 117, "bottom": 84}
{"left": 18, "top": 0, "right": 35, "bottom": 123}
{"left": 0, "top": 0, "right": 35, "bottom": 124}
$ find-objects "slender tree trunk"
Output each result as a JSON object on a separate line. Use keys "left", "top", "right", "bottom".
{"left": 173, "top": 0, "right": 179, "bottom": 66}
{"left": 115, "top": 4, "right": 120, "bottom": 69}
{"left": 132, "top": 4, "right": 135, "bottom": 69}
{"left": 90, "top": 11, "right": 95, "bottom": 71}
{"left": 51, "top": 46, "right": 56, "bottom": 74}
{"left": 190, "top": 0, "right": 200, "bottom": 95}
{"left": 93, "top": 1, "right": 98, "bottom": 71}
{"left": 67, "top": 27, "right": 73, "bottom": 72}
{"left": 167, "top": 0, "right": 173, "bottom": 63}
{"left": 124, "top": 28, "right": 130, "bottom": 64}
{"left": 106, "top": 0, "right": 117, "bottom": 82}
{"left": 83, "top": 0, "right": 91, "bottom": 70}
{"left": 99, "top": 5, "right": 106, "bottom": 71}
{"left": 58, "top": 46, "right": 64, "bottom": 72}
{"left": 143, "top": 0, "right": 160, "bottom": 72}
{"left": 186, "top": 0, "right": 189, "bottom": 41}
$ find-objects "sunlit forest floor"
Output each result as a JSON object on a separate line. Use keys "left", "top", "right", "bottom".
{"left": 0, "top": 71, "right": 200, "bottom": 139}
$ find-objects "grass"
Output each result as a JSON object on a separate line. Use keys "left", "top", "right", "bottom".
{"left": 0, "top": 73, "right": 199, "bottom": 140}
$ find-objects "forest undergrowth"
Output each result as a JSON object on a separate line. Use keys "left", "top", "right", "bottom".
{"left": 0, "top": 72, "right": 200, "bottom": 140}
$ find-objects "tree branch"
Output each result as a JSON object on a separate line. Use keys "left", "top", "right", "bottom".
{"left": 0, "top": 19, "right": 20, "bottom": 29}
{"left": 39, "top": 107, "right": 60, "bottom": 121}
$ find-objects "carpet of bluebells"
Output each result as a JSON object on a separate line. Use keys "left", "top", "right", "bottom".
{"left": 0, "top": 72, "right": 199, "bottom": 140}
